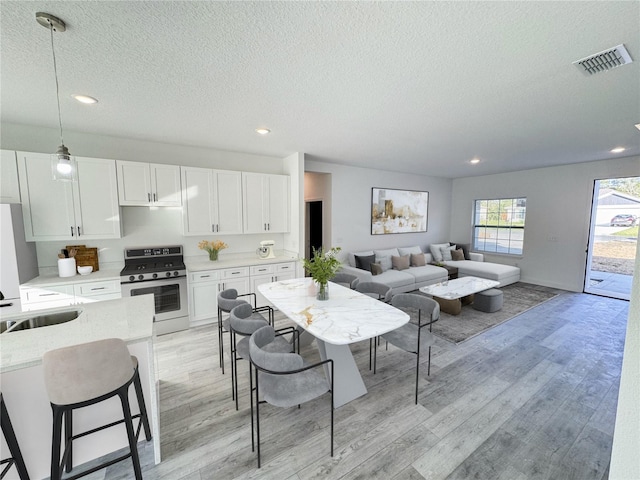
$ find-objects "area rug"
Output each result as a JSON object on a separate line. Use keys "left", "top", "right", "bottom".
{"left": 410, "top": 282, "right": 563, "bottom": 344}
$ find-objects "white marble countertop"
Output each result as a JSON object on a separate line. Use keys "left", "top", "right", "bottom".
{"left": 185, "top": 251, "right": 299, "bottom": 272}
{"left": 258, "top": 277, "right": 409, "bottom": 345}
{"left": 0, "top": 295, "right": 155, "bottom": 373}
{"left": 20, "top": 266, "right": 122, "bottom": 287}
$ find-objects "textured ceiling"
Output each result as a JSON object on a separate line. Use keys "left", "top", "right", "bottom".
{"left": 1, "top": 1, "right": 639, "bottom": 178}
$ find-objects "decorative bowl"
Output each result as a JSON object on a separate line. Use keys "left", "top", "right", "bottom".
{"left": 77, "top": 266, "right": 93, "bottom": 275}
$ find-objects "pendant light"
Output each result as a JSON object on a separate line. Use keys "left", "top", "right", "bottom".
{"left": 36, "top": 12, "right": 76, "bottom": 182}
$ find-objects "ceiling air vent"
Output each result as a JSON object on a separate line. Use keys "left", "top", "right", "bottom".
{"left": 573, "top": 44, "right": 633, "bottom": 75}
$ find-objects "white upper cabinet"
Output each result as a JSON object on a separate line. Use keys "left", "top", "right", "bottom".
{"left": 116, "top": 160, "right": 181, "bottom": 206}
{"left": 242, "top": 173, "right": 290, "bottom": 233}
{"left": 17, "top": 152, "right": 121, "bottom": 241}
{"left": 1, "top": 150, "right": 21, "bottom": 203}
{"left": 181, "top": 166, "right": 243, "bottom": 235}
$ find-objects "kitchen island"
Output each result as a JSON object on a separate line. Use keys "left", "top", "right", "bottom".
{"left": 0, "top": 295, "right": 159, "bottom": 480}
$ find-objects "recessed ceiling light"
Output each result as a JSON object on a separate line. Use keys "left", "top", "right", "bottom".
{"left": 470, "top": 158, "right": 480, "bottom": 164}
{"left": 72, "top": 94, "right": 98, "bottom": 104}
{"left": 635, "top": 123, "right": 640, "bottom": 131}
{"left": 610, "top": 147, "right": 626, "bottom": 153}
{"left": 255, "top": 128, "right": 271, "bottom": 135}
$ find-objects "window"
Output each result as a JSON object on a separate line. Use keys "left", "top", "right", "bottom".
{"left": 473, "top": 198, "right": 526, "bottom": 255}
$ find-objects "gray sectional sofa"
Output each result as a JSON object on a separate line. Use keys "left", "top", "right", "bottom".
{"left": 340, "top": 244, "right": 521, "bottom": 295}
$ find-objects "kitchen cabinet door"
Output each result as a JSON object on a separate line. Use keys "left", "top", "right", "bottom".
{"left": 116, "top": 160, "right": 181, "bottom": 206}
{"left": 182, "top": 167, "right": 242, "bottom": 235}
{"left": 242, "top": 173, "right": 290, "bottom": 233}
{"left": 74, "top": 157, "right": 121, "bottom": 239}
{"left": 250, "top": 262, "right": 295, "bottom": 307}
{"left": 1, "top": 150, "right": 21, "bottom": 203}
{"left": 18, "top": 152, "right": 121, "bottom": 241}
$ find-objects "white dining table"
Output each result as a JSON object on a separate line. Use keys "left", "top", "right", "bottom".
{"left": 258, "top": 277, "right": 409, "bottom": 407}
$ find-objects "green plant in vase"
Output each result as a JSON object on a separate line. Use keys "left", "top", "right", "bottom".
{"left": 302, "top": 246, "right": 342, "bottom": 300}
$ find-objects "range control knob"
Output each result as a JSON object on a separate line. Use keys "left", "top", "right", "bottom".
{"left": 152, "top": 273, "right": 158, "bottom": 279}
{"left": 129, "top": 276, "right": 135, "bottom": 282}
{"left": 138, "top": 275, "right": 144, "bottom": 281}
{"left": 173, "top": 271, "right": 179, "bottom": 277}
{"left": 165, "top": 272, "right": 171, "bottom": 278}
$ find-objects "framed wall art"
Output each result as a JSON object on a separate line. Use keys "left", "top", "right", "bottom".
{"left": 371, "top": 187, "right": 428, "bottom": 235}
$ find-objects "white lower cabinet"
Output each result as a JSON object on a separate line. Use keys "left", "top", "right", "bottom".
{"left": 250, "top": 262, "right": 296, "bottom": 307}
{"left": 20, "top": 279, "right": 122, "bottom": 311}
{"left": 188, "top": 267, "right": 251, "bottom": 324}
{"left": 188, "top": 261, "right": 296, "bottom": 324}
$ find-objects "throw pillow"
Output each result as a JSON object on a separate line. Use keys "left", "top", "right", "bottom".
{"left": 391, "top": 255, "right": 410, "bottom": 271}
{"left": 376, "top": 255, "right": 392, "bottom": 272}
{"left": 451, "top": 248, "right": 465, "bottom": 261}
{"left": 410, "top": 253, "right": 426, "bottom": 266}
{"left": 355, "top": 254, "right": 375, "bottom": 271}
{"left": 440, "top": 245, "right": 457, "bottom": 261}
{"left": 452, "top": 242, "right": 471, "bottom": 260}
{"left": 370, "top": 263, "right": 383, "bottom": 276}
{"left": 349, "top": 250, "right": 374, "bottom": 267}
{"left": 429, "top": 243, "right": 450, "bottom": 262}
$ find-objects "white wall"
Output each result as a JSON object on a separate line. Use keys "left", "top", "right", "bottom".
{"left": 450, "top": 156, "right": 640, "bottom": 291}
{"left": 305, "top": 160, "right": 453, "bottom": 260}
{"left": 1, "top": 123, "right": 297, "bottom": 268}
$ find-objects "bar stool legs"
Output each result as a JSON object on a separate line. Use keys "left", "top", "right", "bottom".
{"left": 1, "top": 393, "right": 30, "bottom": 480}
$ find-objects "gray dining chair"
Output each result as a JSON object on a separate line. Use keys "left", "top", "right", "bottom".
{"left": 373, "top": 293, "right": 439, "bottom": 404}
{"left": 331, "top": 272, "right": 359, "bottom": 289}
{"left": 229, "top": 303, "right": 296, "bottom": 410}
{"left": 356, "top": 281, "right": 393, "bottom": 369}
{"left": 249, "top": 325, "right": 333, "bottom": 468}
{"left": 217, "top": 289, "right": 274, "bottom": 376}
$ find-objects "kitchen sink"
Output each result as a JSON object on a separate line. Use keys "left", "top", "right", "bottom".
{"left": 1, "top": 309, "right": 81, "bottom": 334}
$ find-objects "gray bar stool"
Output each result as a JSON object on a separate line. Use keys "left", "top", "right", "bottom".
{"left": 42, "top": 338, "right": 152, "bottom": 480}
{"left": 1, "top": 393, "right": 30, "bottom": 480}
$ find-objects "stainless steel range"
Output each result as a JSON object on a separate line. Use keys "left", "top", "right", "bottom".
{"left": 120, "top": 245, "right": 189, "bottom": 335}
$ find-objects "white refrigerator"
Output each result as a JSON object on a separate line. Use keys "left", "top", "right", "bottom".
{"left": 0, "top": 203, "right": 39, "bottom": 312}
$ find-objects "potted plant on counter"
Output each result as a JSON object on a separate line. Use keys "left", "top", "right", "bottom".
{"left": 302, "top": 246, "right": 342, "bottom": 300}
{"left": 198, "top": 239, "right": 228, "bottom": 261}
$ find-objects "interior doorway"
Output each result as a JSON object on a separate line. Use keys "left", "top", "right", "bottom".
{"left": 306, "top": 200, "right": 323, "bottom": 259}
{"left": 584, "top": 176, "right": 639, "bottom": 300}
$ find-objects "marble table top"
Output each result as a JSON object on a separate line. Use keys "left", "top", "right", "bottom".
{"left": 258, "top": 277, "right": 409, "bottom": 345}
{"left": 419, "top": 276, "right": 500, "bottom": 300}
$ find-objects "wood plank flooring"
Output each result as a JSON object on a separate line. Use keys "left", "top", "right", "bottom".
{"left": 89, "top": 291, "right": 629, "bottom": 479}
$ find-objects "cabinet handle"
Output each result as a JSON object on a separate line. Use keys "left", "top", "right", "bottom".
{"left": 217, "top": 224, "right": 219, "bottom": 232}
{"left": 267, "top": 223, "right": 270, "bottom": 231}
{"left": 258, "top": 269, "right": 267, "bottom": 272}
{"left": 200, "top": 275, "right": 211, "bottom": 278}
{"left": 90, "top": 287, "right": 106, "bottom": 291}
{"left": 77, "top": 226, "right": 81, "bottom": 237}
{"left": 231, "top": 272, "right": 240, "bottom": 275}
{"left": 70, "top": 226, "right": 74, "bottom": 237}
{"left": 212, "top": 224, "right": 215, "bottom": 232}
{"left": 153, "top": 193, "right": 157, "bottom": 202}
{"left": 148, "top": 193, "right": 151, "bottom": 202}
{"left": 39, "top": 293, "right": 60, "bottom": 297}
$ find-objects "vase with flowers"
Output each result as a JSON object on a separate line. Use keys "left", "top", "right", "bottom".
{"left": 302, "top": 246, "right": 342, "bottom": 300}
{"left": 198, "top": 239, "right": 228, "bottom": 261}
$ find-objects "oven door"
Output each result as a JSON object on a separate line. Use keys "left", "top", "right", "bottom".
{"left": 121, "top": 277, "right": 189, "bottom": 333}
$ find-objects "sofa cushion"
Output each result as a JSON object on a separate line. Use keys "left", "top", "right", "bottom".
{"left": 392, "top": 255, "right": 410, "bottom": 270}
{"left": 411, "top": 253, "right": 426, "bottom": 266}
{"left": 406, "top": 265, "right": 449, "bottom": 283}
{"left": 374, "top": 248, "right": 400, "bottom": 259}
{"left": 445, "top": 260, "right": 520, "bottom": 283}
{"left": 355, "top": 254, "right": 376, "bottom": 271}
{"left": 430, "top": 243, "right": 450, "bottom": 262}
{"left": 370, "top": 269, "right": 415, "bottom": 289}
{"left": 398, "top": 246, "right": 422, "bottom": 256}
{"left": 440, "top": 245, "right": 457, "bottom": 261}
{"left": 348, "top": 250, "right": 374, "bottom": 268}
{"left": 451, "top": 248, "right": 465, "bottom": 261}
{"left": 376, "top": 255, "right": 392, "bottom": 272}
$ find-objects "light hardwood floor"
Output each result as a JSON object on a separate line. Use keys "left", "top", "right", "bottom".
{"left": 88, "top": 290, "right": 628, "bottom": 479}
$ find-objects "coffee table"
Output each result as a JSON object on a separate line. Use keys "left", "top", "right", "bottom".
{"left": 419, "top": 276, "right": 500, "bottom": 315}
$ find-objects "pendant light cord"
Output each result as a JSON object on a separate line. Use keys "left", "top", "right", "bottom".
{"left": 49, "top": 24, "right": 64, "bottom": 146}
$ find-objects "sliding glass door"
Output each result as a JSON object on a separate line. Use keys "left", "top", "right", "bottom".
{"left": 585, "top": 176, "right": 639, "bottom": 300}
